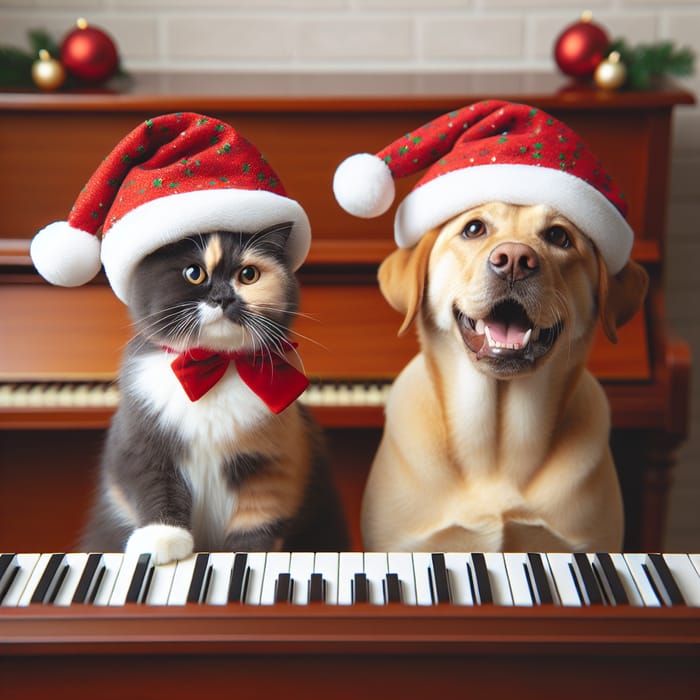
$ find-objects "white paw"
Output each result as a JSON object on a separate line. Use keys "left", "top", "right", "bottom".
{"left": 126, "top": 524, "right": 194, "bottom": 565}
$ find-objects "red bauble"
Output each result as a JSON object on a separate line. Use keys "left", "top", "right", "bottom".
{"left": 554, "top": 13, "right": 610, "bottom": 79}
{"left": 60, "top": 18, "right": 119, "bottom": 84}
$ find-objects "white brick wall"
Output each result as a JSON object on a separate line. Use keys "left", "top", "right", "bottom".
{"left": 1, "top": 0, "right": 698, "bottom": 551}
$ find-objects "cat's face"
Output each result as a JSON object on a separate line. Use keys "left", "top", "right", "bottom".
{"left": 128, "top": 224, "right": 299, "bottom": 354}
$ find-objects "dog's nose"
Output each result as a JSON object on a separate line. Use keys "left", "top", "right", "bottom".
{"left": 488, "top": 242, "right": 539, "bottom": 282}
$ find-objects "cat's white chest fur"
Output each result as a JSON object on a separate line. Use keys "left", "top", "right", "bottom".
{"left": 127, "top": 350, "right": 269, "bottom": 550}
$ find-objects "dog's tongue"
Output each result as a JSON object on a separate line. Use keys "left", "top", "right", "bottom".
{"left": 487, "top": 318, "right": 531, "bottom": 346}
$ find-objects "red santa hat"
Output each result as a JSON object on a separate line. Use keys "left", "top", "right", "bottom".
{"left": 333, "top": 100, "right": 634, "bottom": 274}
{"left": 31, "top": 112, "right": 311, "bottom": 304}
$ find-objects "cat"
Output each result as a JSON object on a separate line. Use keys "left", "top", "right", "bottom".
{"left": 80, "top": 223, "right": 349, "bottom": 564}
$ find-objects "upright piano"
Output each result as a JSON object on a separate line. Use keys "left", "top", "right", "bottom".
{"left": 0, "top": 73, "right": 696, "bottom": 696}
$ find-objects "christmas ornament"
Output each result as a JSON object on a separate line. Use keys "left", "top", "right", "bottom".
{"left": 594, "top": 51, "right": 627, "bottom": 90}
{"left": 30, "top": 49, "right": 66, "bottom": 90}
{"left": 60, "top": 18, "right": 119, "bottom": 84}
{"left": 554, "top": 11, "right": 610, "bottom": 78}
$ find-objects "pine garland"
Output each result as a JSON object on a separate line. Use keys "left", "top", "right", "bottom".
{"left": 608, "top": 38, "right": 695, "bottom": 90}
{"left": 0, "top": 29, "right": 59, "bottom": 87}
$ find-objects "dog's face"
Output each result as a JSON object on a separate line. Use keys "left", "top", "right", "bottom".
{"left": 379, "top": 201, "right": 648, "bottom": 379}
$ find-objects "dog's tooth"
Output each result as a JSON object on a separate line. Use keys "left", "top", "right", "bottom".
{"left": 484, "top": 325, "right": 495, "bottom": 347}
{"left": 522, "top": 328, "right": 532, "bottom": 348}
{"left": 475, "top": 319, "right": 485, "bottom": 334}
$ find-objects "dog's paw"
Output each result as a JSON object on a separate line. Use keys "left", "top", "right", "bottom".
{"left": 126, "top": 524, "right": 194, "bottom": 565}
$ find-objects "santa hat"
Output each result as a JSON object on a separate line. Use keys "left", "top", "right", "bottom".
{"left": 31, "top": 112, "right": 311, "bottom": 304}
{"left": 333, "top": 100, "right": 633, "bottom": 274}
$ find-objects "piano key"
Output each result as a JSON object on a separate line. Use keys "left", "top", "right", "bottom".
{"left": 338, "top": 552, "right": 363, "bottom": 605}
{"left": 443, "top": 553, "right": 473, "bottom": 606}
{"left": 145, "top": 559, "right": 178, "bottom": 605}
{"left": 662, "top": 554, "right": 700, "bottom": 607}
{"left": 0, "top": 554, "right": 19, "bottom": 604}
{"left": 18, "top": 553, "right": 54, "bottom": 607}
{"left": 383, "top": 572, "right": 402, "bottom": 603}
{"left": 363, "top": 552, "right": 389, "bottom": 605}
{"left": 352, "top": 573, "right": 369, "bottom": 603}
{"left": 690, "top": 553, "right": 700, "bottom": 578}
{"left": 289, "top": 552, "right": 315, "bottom": 605}
{"left": 388, "top": 552, "right": 417, "bottom": 606}
{"left": 227, "top": 553, "right": 249, "bottom": 604}
{"left": 260, "top": 552, "right": 291, "bottom": 606}
{"left": 241, "top": 552, "right": 266, "bottom": 605}
{"left": 109, "top": 552, "right": 148, "bottom": 606}
{"left": 645, "top": 553, "right": 686, "bottom": 606}
{"left": 544, "top": 554, "right": 582, "bottom": 607}
{"left": 313, "top": 552, "right": 339, "bottom": 605}
{"left": 30, "top": 553, "right": 68, "bottom": 604}
{"left": 591, "top": 553, "right": 630, "bottom": 606}
{"left": 623, "top": 554, "right": 661, "bottom": 607}
{"left": 92, "top": 553, "right": 124, "bottom": 606}
{"left": 483, "top": 553, "right": 513, "bottom": 606}
{"left": 185, "top": 553, "right": 210, "bottom": 604}
{"left": 469, "top": 553, "right": 493, "bottom": 605}
{"left": 525, "top": 553, "right": 555, "bottom": 605}
{"left": 1, "top": 554, "right": 40, "bottom": 607}
{"left": 72, "top": 553, "right": 105, "bottom": 604}
{"left": 274, "top": 573, "right": 293, "bottom": 604}
{"left": 429, "top": 553, "right": 452, "bottom": 605}
{"left": 204, "top": 552, "right": 235, "bottom": 605}
{"left": 52, "top": 553, "right": 90, "bottom": 606}
{"left": 125, "top": 553, "right": 154, "bottom": 604}
{"left": 169, "top": 555, "right": 199, "bottom": 605}
{"left": 308, "top": 573, "right": 326, "bottom": 603}
{"left": 570, "top": 552, "right": 604, "bottom": 605}
{"left": 411, "top": 553, "right": 435, "bottom": 606}
{"left": 503, "top": 553, "right": 534, "bottom": 606}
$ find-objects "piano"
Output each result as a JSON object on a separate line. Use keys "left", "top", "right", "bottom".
{"left": 1, "top": 550, "right": 699, "bottom": 697}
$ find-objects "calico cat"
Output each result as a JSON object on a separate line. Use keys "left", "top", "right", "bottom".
{"left": 81, "top": 223, "right": 349, "bottom": 563}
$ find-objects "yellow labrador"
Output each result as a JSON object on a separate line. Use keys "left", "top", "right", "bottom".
{"left": 361, "top": 202, "right": 648, "bottom": 553}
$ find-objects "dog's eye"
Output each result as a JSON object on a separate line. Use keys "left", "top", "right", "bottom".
{"left": 462, "top": 219, "right": 486, "bottom": 239}
{"left": 544, "top": 226, "right": 571, "bottom": 249}
{"left": 183, "top": 264, "right": 207, "bottom": 285}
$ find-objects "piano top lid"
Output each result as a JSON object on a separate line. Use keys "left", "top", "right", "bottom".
{"left": 0, "top": 71, "right": 695, "bottom": 113}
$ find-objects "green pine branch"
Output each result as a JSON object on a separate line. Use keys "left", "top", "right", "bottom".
{"left": 609, "top": 38, "right": 695, "bottom": 90}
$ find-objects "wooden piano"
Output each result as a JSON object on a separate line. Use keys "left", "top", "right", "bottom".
{"left": 0, "top": 73, "right": 697, "bottom": 696}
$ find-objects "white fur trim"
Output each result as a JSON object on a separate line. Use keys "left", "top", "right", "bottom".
{"left": 30, "top": 221, "right": 102, "bottom": 287}
{"left": 395, "top": 164, "right": 634, "bottom": 274}
{"left": 333, "top": 153, "right": 395, "bottom": 218}
{"left": 101, "top": 188, "right": 311, "bottom": 304}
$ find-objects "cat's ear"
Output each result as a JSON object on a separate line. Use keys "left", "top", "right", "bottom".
{"left": 256, "top": 221, "right": 294, "bottom": 257}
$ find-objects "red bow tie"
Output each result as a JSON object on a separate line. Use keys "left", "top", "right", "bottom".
{"left": 167, "top": 343, "right": 309, "bottom": 413}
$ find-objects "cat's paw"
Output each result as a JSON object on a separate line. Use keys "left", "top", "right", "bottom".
{"left": 126, "top": 524, "right": 194, "bottom": 565}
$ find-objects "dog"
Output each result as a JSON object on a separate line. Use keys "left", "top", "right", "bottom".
{"left": 361, "top": 201, "right": 648, "bottom": 553}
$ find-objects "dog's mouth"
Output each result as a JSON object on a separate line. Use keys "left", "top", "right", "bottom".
{"left": 454, "top": 299, "right": 562, "bottom": 365}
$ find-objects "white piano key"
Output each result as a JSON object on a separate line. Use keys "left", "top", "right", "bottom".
{"left": 363, "top": 552, "right": 389, "bottom": 605}
{"left": 338, "top": 552, "right": 363, "bottom": 605}
{"left": 108, "top": 551, "right": 148, "bottom": 605}
{"left": 288, "top": 552, "right": 315, "bottom": 605}
{"left": 624, "top": 554, "right": 661, "bottom": 607}
{"left": 53, "top": 553, "right": 90, "bottom": 606}
{"left": 484, "top": 553, "right": 513, "bottom": 606}
{"left": 1, "top": 554, "right": 41, "bottom": 606}
{"left": 205, "top": 552, "right": 235, "bottom": 605}
{"left": 313, "top": 552, "right": 339, "bottom": 605}
{"left": 411, "top": 553, "right": 434, "bottom": 606}
{"left": 167, "top": 555, "right": 198, "bottom": 605}
{"left": 503, "top": 553, "right": 535, "bottom": 606}
{"left": 443, "top": 553, "right": 474, "bottom": 605}
{"left": 260, "top": 552, "right": 291, "bottom": 605}
{"left": 587, "top": 553, "right": 644, "bottom": 606}
{"left": 240, "top": 552, "right": 266, "bottom": 605}
{"left": 663, "top": 554, "right": 700, "bottom": 607}
{"left": 690, "top": 553, "right": 700, "bottom": 578}
{"left": 18, "top": 553, "right": 54, "bottom": 607}
{"left": 546, "top": 554, "right": 582, "bottom": 606}
{"left": 145, "top": 559, "right": 177, "bottom": 605}
{"left": 91, "top": 553, "right": 124, "bottom": 606}
{"left": 387, "top": 552, "right": 417, "bottom": 605}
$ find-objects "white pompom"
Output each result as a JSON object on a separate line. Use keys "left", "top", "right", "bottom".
{"left": 30, "top": 222, "right": 102, "bottom": 287}
{"left": 333, "top": 153, "right": 395, "bottom": 218}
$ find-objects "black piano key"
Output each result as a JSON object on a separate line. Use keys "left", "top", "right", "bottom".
{"left": 571, "top": 553, "right": 604, "bottom": 606}
{"left": 274, "top": 573, "right": 293, "bottom": 604}
{"left": 383, "top": 572, "right": 402, "bottom": 604}
{"left": 187, "top": 553, "right": 211, "bottom": 604}
{"left": 72, "top": 553, "right": 105, "bottom": 604}
{"left": 125, "top": 553, "right": 152, "bottom": 604}
{"left": 594, "top": 553, "right": 629, "bottom": 606}
{"left": 352, "top": 573, "right": 369, "bottom": 604}
{"left": 526, "top": 553, "right": 554, "bottom": 605}
{"left": 645, "top": 553, "right": 686, "bottom": 606}
{"left": 30, "top": 553, "right": 68, "bottom": 604}
{"left": 228, "top": 553, "right": 249, "bottom": 603}
{"left": 470, "top": 553, "right": 493, "bottom": 605}
{"left": 308, "top": 573, "right": 325, "bottom": 603}
{"left": 0, "top": 554, "right": 19, "bottom": 603}
{"left": 430, "top": 553, "right": 451, "bottom": 605}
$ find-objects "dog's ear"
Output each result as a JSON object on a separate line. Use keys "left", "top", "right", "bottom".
{"left": 378, "top": 228, "right": 439, "bottom": 336}
{"left": 597, "top": 249, "right": 649, "bottom": 343}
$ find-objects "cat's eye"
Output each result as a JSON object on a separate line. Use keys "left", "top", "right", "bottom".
{"left": 462, "top": 219, "right": 486, "bottom": 239}
{"left": 183, "top": 264, "right": 207, "bottom": 285}
{"left": 544, "top": 226, "right": 571, "bottom": 249}
{"left": 238, "top": 265, "right": 261, "bottom": 285}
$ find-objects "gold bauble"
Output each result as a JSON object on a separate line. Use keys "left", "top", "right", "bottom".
{"left": 31, "top": 49, "right": 67, "bottom": 90}
{"left": 594, "top": 51, "right": 627, "bottom": 90}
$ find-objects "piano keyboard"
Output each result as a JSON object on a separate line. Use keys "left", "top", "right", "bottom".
{"left": 0, "top": 381, "right": 391, "bottom": 409}
{"left": 1, "top": 551, "right": 698, "bottom": 608}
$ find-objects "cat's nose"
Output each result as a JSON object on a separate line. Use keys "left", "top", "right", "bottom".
{"left": 210, "top": 287, "right": 238, "bottom": 310}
